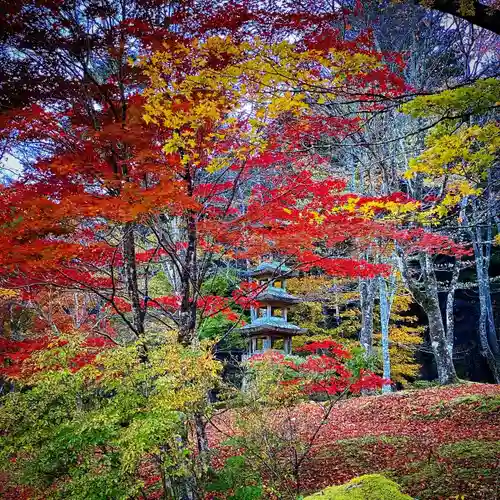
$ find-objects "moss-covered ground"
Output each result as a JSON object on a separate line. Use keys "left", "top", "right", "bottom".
{"left": 210, "top": 384, "right": 500, "bottom": 499}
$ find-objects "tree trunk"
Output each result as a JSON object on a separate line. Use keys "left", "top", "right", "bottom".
{"left": 123, "top": 223, "right": 145, "bottom": 336}
{"left": 123, "top": 223, "right": 149, "bottom": 362}
{"left": 423, "top": 294, "right": 458, "bottom": 385}
{"left": 359, "top": 278, "right": 375, "bottom": 358}
{"left": 464, "top": 198, "right": 500, "bottom": 383}
{"left": 379, "top": 275, "right": 395, "bottom": 392}
{"left": 475, "top": 249, "right": 500, "bottom": 383}
{"left": 397, "top": 250, "right": 458, "bottom": 385}
{"left": 445, "top": 259, "right": 461, "bottom": 348}
{"left": 194, "top": 412, "right": 210, "bottom": 478}
{"left": 178, "top": 166, "right": 198, "bottom": 346}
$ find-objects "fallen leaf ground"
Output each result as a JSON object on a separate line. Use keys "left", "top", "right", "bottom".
{"left": 208, "top": 383, "right": 500, "bottom": 499}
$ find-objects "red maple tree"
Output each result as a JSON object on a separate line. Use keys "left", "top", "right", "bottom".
{"left": 0, "top": 0, "right": 465, "bottom": 368}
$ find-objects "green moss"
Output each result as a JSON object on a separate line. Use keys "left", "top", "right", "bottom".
{"left": 303, "top": 474, "right": 412, "bottom": 499}
{"left": 420, "top": 393, "right": 500, "bottom": 420}
{"left": 315, "top": 435, "right": 409, "bottom": 472}
{"left": 335, "top": 435, "right": 408, "bottom": 447}
{"left": 397, "top": 439, "right": 500, "bottom": 499}
{"left": 406, "top": 379, "right": 441, "bottom": 390}
{"left": 449, "top": 394, "right": 500, "bottom": 413}
{"left": 438, "top": 439, "right": 500, "bottom": 462}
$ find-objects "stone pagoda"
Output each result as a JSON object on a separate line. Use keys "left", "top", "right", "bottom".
{"left": 239, "top": 261, "right": 306, "bottom": 361}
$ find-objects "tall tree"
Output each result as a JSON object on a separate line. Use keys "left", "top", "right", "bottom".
{"left": 0, "top": 1, "right": 423, "bottom": 348}
{"left": 402, "top": 79, "right": 500, "bottom": 381}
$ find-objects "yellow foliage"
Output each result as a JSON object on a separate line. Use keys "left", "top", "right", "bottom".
{"left": 403, "top": 85, "right": 500, "bottom": 224}
{"left": 406, "top": 123, "right": 499, "bottom": 180}
{"left": 288, "top": 275, "right": 423, "bottom": 384}
{"left": 0, "top": 288, "right": 18, "bottom": 299}
{"left": 287, "top": 276, "right": 333, "bottom": 297}
{"left": 399, "top": 79, "right": 500, "bottom": 231}
{"left": 139, "top": 35, "right": 386, "bottom": 171}
{"left": 287, "top": 277, "right": 361, "bottom": 341}
{"left": 328, "top": 196, "right": 420, "bottom": 221}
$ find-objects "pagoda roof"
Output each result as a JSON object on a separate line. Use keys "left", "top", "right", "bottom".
{"left": 246, "top": 261, "right": 298, "bottom": 278}
{"left": 255, "top": 286, "right": 300, "bottom": 304}
{"left": 237, "top": 317, "right": 306, "bottom": 337}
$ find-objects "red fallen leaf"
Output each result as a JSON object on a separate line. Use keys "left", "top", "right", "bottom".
{"left": 207, "top": 384, "right": 500, "bottom": 499}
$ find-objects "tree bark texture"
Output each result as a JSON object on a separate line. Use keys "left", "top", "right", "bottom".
{"left": 463, "top": 198, "right": 500, "bottom": 382}
{"left": 178, "top": 166, "right": 198, "bottom": 346}
{"left": 359, "top": 278, "right": 376, "bottom": 358}
{"left": 123, "top": 222, "right": 145, "bottom": 336}
{"left": 397, "top": 250, "right": 458, "bottom": 384}
{"left": 379, "top": 275, "right": 395, "bottom": 392}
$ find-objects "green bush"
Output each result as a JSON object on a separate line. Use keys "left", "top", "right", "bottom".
{"left": 201, "top": 270, "right": 239, "bottom": 296}
{"left": 0, "top": 339, "right": 221, "bottom": 499}
{"left": 148, "top": 271, "right": 173, "bottom": 297}
{"left": 198, "top": 313, "right": 246, "bottom": 350}
{"left": 303, "top": 474, "right": 412, "bottom": 500}
{"left": 206, "top": 456, "right": 263, "bottom": 499}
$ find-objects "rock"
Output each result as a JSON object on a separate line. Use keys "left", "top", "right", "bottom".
{"left": 303, "top": 474, "right": 412, "bottom": 499}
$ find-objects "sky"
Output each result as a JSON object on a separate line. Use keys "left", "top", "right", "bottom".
{"left": 1, "top": 154, "right": 23, "bottom": 181}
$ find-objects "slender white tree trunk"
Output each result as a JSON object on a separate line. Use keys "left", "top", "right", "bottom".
{"left": 359, "top": 278, "right": 376, "bottom": 358}
{"left": 379, "top": 273, "right": 396, "bottom": 392}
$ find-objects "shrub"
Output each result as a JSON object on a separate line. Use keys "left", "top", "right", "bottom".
{"left": 0, "top": 338, "right": 222, "bottom": 499}
{"left": 407, "top": 379, "right": 441, "bottom": 390}
{"left": 206, "top": 456, "right": 263, "bottom": 499}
